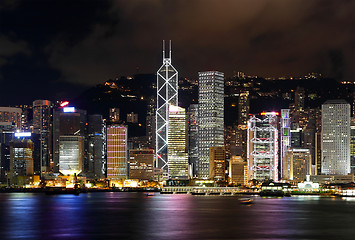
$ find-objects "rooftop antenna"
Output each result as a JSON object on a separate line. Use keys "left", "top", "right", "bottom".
{"left": 169, "top": 40, "right": 172, "bottom": 59}
{"left": 162, "top": 40, "right": 165, "bottom": 59}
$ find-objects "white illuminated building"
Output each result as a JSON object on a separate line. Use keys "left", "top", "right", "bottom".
{"left": 280, "top": 109, "right": 291, "bottom": 179}
{"left": 156, "top": 40, "right": 178, "bottom": 173}
{"left": 168, "top": 105, "right": 188, "bottom": 179}
{"left": 321, "top": 100, "right": 350, "bottom": 175}
{"left": 247, "top": 112, "right": 278, "bottom": 182}
{"left": 59, "top": 136, "right": 83, "bottom": 175}
{"left": 197, "top": 71, "right": 224, "bottom": 179}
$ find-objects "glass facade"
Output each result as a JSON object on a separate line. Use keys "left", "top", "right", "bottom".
{"left": 198, "top": 71, "right": 224, "bottom": 179}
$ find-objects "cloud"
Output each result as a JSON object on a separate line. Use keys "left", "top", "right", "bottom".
{"left": 0, "top": 35, "right": 30, "bottom": 66}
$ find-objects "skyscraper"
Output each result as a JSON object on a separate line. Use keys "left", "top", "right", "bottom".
{"left": 10, "top": 138, "right": 34, "bottom": 183}
{"left": 59, "top": 135, "right": 83, "bottom": 176}
{"left": 168, "top": 105, "right": 188, "bottom": 180}
{"left": 209, "top": 146, "right": 225, "bottom": 181}
{"left": 188, "top": 104, "right": 198, "bottom": 177}
{"left": 129, "top": 149, "right": 154, "bottom": 181}
{"left": 280, "top": 109, "right": 291, "bottom": 179}
{"left": 33, "top": 100, "right": 52, "bottom": 173}
{"left": 238, "top": 90, "right": 250, "bottom": 127}
{"left": 87, "top": 114, "right": 106, "bottom": 179}
{"left": 321, "top": 100, "right": 350, "bottom": 175}
{"left": 156, "top": 40, "right": 178, "bottom": 173}
{"left": 107, "top": 125, "right": 128, "bottom": 183}
{"left": 198, "top": 71, "right": 224, "bottom": 179}
{"left": 247, "top": 112, "right": 278, "bottom": 182}
{"left": 350, "top": 118, "right": 355, "bottom": 174}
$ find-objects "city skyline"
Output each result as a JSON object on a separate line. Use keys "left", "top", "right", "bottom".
{"left": 0, "top": 0, "right": 354, "bottom": 105}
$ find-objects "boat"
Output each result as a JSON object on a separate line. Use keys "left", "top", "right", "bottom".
{"left": 239, "top": 198, "right": 254, "bottom": 204}
{"left": 145, "top": 192, "right": 155, "bottom": 196}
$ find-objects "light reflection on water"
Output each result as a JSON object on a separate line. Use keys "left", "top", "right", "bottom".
{"left": 1, "top": 193, "right": 355, "bottom": 240}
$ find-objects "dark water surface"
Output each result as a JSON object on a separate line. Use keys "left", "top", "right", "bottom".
{"left": 0, "top": 192, "right": 355, "bottom": 240}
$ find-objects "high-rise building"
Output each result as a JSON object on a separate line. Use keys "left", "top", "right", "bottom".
{"left": 87, "top": 115, "right": 106, "bottom": 179}
{"left": 198, "top": 71, "right": 224, "bottom": 179}
{"left": 321, "top": 100, "right": 350, "bottom": 175}
{"left": 107, "top": 125, "right": 128, "bottom": 182}
{"left": 168, "top": 105, "right": 188, "bottom": 180}
{"left": 0, "top": 107, "right": 22, "bottom": 130}
{"left": 10, "top": 138, "right": 34, "bottom": 179}
{"left": 229, "top": 155, "right": 247, "bottom": 186}
{"left": 209, "top": 146, "right": 225, "bottom": 181}
{"left": 350, "top": 118, "right": 355, "bottom": 174}
{"left": 59, "top": 135, "right": 83, "bottom": 176}
{"left": 315, "top": 132, "right": 322, "bottom": 175}
{"left": 283, "top": 148, "right": 311, "bottom": 183}
{"left": 238, "top": 90, "right": 250, "bottom": 127}
{"left": 129, "top": 149, "right": 154, "bottom": 180}
{"left": 53, "top": 107, "right": 87, "bottom": 173}
{"left": 33, "top": 100, "right": 52, "bottom": 173}
{"left": 280, "top": 109, "right": 291, "bottom": 179}
{"left": 247, "top": 112, "right": 278, "bottom": 182}
{"left": 188, "top": 104, "right": 198, "bottom": 177}
{"left": 156, "top": 40, "right": 178, "bottom": 172}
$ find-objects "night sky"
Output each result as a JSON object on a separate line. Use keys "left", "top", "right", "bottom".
{"left": 0, "top": 0, "right": 354, "bottom": 105}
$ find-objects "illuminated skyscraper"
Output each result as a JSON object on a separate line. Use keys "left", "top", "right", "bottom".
{"left": 198, "top": 71, "right": 224, "bottom": 179}
{"left": 188, "top": 104, "right": 198, "bottom": 177}
{"left": 229, "top": 155, "right": 247, "bottom": 186}
{"left": 247, "top": 112, "right": 278, "bottom": 182}
{"left": 59, "top": 135, "right": 83, "bottom": 175}
{"left": 33, "top": 100, "right": 52, "bottom": 173}
{"left": 107, "top": 125, "right": 127, "bottom": 182}
{"left": 238, "top": 91, "right": 250, "bottom": 127}
{"left": 10, "top": 138, "right": 34, "bottom": 178}
{"left": 350, "top": 119, "right": 355, "bottom": 174}
{"left": 87, "top": 115, "right": 106, "bottom": 178}
{"left": 209, "top": 146, "right": 225, "bottom": 181}
{"left": 284, "top": 148, "right": 311, "bottom": 182}
{"left": 321, "top": 100, "right": 350, "bottom": 175}
{"left": 280, "top": 109, "right": 291, "bottom": 179}
{"left": 168, "top": 105, "right": 188, "bottom": 179}
{"left": 156, "top": 40, "right": 178, "bottom": 172}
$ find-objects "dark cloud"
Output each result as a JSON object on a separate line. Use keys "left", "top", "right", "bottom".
{"left": 0, "top": 0, "right": 354, "bottom": 105}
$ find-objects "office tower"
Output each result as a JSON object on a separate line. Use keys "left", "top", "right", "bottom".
{"left": 59, "top": 136, "right": 83, "bottom": 175}
{"left": 107, "top": 125, "right": 128, "bottom": 181}
{"left": 350, "top": 119, "right": 355, "bottom": 174}
{"left": 198, "top": 71, "right": 224, "bottom": 179}
{"left": 280, "top": 109, "right": 291, "bottom": 179}
{"left": 209, "top": 146, "right": 225, "bottom": 181}
{"left": 247, "top": 112, "right": 278, "bottom": 182}
{"left": 87, "top": 115, "right": 106, "bottom": 179}
{"left": 146, "top": 96, "right": 156, "bottom": 148}
{"left": 10, "top": 138, "right": 34, "bottom": 181}
{"left": 290, "top": 128, "right": 302, "bottom": 147}
{"left": 33, "top": 100, "right": 52, "bottom": 173}
{"left": 109, "top": 108, "right": 120, "bottom": 123}
{"left": 315, "top": 132, "right": 322, "bottom": 175}
{"left": 20, "top": 105, "right": 32, "bottom": 132}
{"left": 284, "top": 148, "right": 311, "bottom": 182}
{"left": 0, "top": 123, "right": 16, "bottom": 183}
{"left": 156, "top": 40, "right": 178, "bottom": 172}
{"left": 235, "top": 126, "right": 248, "bottom": 160}
{"left": 238, "top": 90, "right": 250, "bottom": 127}
{"left": 53, "top": 107, "right": 87, "bottom": 173}
{"left": 295, "top": 86, "right": 305, "bottom": 112}
{"left": 168, "top": 105, "right": 188, "bottom": 180}
{"left": 129, "top": 149, "right": 154, "bottom": 180}
{"left": 188, "top": 104, "right": 198, "bottom": 177}
{"left": 0, "top": 107, "right": 22, "bottom": 129}
{"left": 229, "top": 155, "right": 247, "bottom": 186}
{"left": 321, "top": 100, "right": 350, "bottom": 175}
{"left": 127, "top": 112, "right": 138, "bottom": 123}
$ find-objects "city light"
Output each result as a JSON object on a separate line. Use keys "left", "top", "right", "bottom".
{"left": 60, "top": 101, "right": 69, "bottom": 107}
{"left": 63, "top": 107, "right": 76, "bottom": 113}
{"left": 14, "top": 132, "right": 32, "bottom": 138}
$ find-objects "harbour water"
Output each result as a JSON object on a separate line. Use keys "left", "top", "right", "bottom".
{"left": 1, "top": 192, "right": 355, "bottom": 240}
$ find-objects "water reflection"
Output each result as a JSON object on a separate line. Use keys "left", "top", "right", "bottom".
{"left": 1, "top": 193, "right": 355, "bottom": 240}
